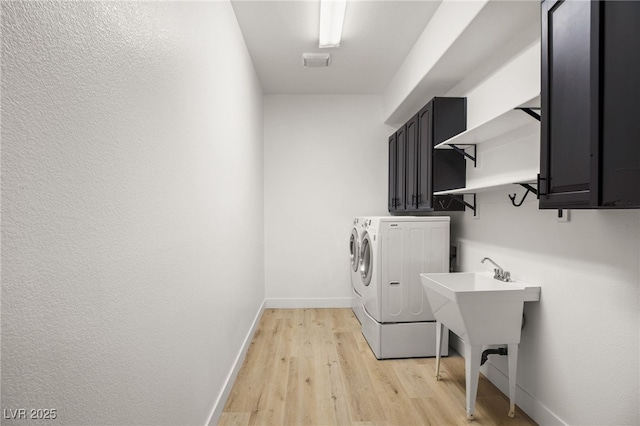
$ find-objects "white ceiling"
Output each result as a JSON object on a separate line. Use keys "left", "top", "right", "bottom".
{"left": 231, "top": 0, "right": 442, "bottom": 94}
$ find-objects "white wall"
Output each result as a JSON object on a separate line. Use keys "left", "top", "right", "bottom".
{"left": 264, "top": 95, "right": 392, "bottom": 307}
{"left": 1, "top": 2, "right": 264, "bottom": 425}
{"left": 454, "top": 201, "right": 640, "bottom": 425}
{"left": 443, "top": 41, "right": 640, "bottom": 425}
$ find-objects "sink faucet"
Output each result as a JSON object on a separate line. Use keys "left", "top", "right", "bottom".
{"left": 481, "top": 257, "right": 511, "bottom": 282}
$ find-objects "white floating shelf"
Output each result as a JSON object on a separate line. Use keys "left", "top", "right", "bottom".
{"left": 435, "top": 95, "right": 540, "bottom": 149}
{"left": 434, "top": 172, "right": 538, "bottom": 195}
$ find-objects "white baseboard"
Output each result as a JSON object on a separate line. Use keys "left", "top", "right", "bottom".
{"left": 484, "top": 362, "right": 566, "bottom": 425}
{"left": 205, "top": 299, "right": 266, "bottom": 426}
{"left": 449, "top": 333, "right": 566, "bottom": 425}
{"left": 265, "top": 297, "right": 352, "bottom": 309}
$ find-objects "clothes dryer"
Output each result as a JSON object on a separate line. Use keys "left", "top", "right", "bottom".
{"left": 349, "top": 217, "right": 366, "bottom": 324}
{"left": 358, "top": 216, "right": 450, "bottom": 359}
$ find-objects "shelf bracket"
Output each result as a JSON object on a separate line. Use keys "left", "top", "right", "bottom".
{"left": 515, "top": 107, "right": 541, "bottom": 121}
{"left": 436, "top": 196, "right": 455, "bottom": 210}
{"left": 449, "top": 144, "right": 477, "bottom": 168}
{"left": 508, "top": 183, "right": 538, "bottom": 207}
{"left": 447, "top": 193, "right": 477, "bottom": 216}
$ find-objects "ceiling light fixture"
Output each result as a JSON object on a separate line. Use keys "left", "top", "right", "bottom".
{"left": 319, "top": 0, "right": 347, "bottom": 48}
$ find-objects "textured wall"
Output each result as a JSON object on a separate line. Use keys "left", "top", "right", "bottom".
{"left": 1, "top": 2, "right": 264, "bottom": 425}
{"left": 264, "top": 95, "right": 392, "bottom": 306}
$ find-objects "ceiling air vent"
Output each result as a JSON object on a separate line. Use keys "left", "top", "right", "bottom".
{"left": 302, "top": 53, "right": 331, "bottom": 68}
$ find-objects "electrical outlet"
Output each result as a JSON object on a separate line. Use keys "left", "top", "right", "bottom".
{"left": 557, "top": 209, "right": 570, "bottom": 222}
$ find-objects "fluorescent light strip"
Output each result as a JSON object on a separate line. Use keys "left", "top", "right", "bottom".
{"left": 319, "top": 0, "right": 347, "bottom": 48}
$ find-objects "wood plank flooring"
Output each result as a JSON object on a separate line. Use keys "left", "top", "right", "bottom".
{"left": 220, "top": 309, "right": 537, "bottom": 426}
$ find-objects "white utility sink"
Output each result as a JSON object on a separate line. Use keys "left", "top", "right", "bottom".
{"left": 421, "top": 272, "right": 540, "bottom": 345}
{"left": 420, "top": 271, "right": 541, "bottom": 420}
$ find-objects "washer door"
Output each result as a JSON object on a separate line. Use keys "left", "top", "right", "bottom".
{"left": 349, "top": 228, "right": 360, "bottom": 272}
{"left": 359, "top": 232, "right": 373, "bottom": 286}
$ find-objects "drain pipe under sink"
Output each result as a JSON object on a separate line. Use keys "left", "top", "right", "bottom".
{"left": 480, "top": 313, "right": 526, "bottom": 366}
{"left": 480, "top": 347, "right": 508, "bottom": 366}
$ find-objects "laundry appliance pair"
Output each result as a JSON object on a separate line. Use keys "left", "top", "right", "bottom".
{"left": 349, "top": 216, "right": 450, "bottom": 359}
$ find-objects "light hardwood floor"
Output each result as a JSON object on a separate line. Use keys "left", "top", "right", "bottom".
{"left": 220, "top": 308, "right": 537, "bottom": 426}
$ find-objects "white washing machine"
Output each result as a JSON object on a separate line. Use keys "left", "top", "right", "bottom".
{"left": 359, "top": 216, "right": 450, "bottom": 359}
{"left": 349, "top": 217, "right": 366, "bottom": 324}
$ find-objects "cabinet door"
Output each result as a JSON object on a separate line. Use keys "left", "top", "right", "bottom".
{"left": 417, "top": 103, "right": 433, "bottom": 210}
{"left": 432, "top": 97, "right": 467, "bottom": 212}
{"left": 388, "top": 133, "right": 397, "bottom": 212}
{"left": 405, "top": 114, "right": 419, "bottom": 209}
{"left": 433, "top": 151, "right": 466, "bottom": 212}
{"left": 600, "top": 1, "right": 640, "bottom": 207}
{"left": 540, "top": 0, "right": 600, "bottom": 208}
{"left": 432, "top": 97, "right": 467, "bottom": 146}
{"left": 395, "top": 125, "right": 407, "bottom": 211}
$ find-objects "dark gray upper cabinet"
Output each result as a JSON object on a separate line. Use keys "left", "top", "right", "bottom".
{"left": 416, "top": 102, "right": 434, "bottom": 210}
{"left": 388, "top": 132, "right": 397, "bottom": 212}
{"left": 540, "top": 0, "right": 640, "bottom": 209}
{"left": 389, "top": 97, "right": 466, "bottom": 214}
{"left": 388, "top": 125, "right": 407, "bottom": 211}
{"left": 405, "top": 114, "right": 419, "bottom": 209}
